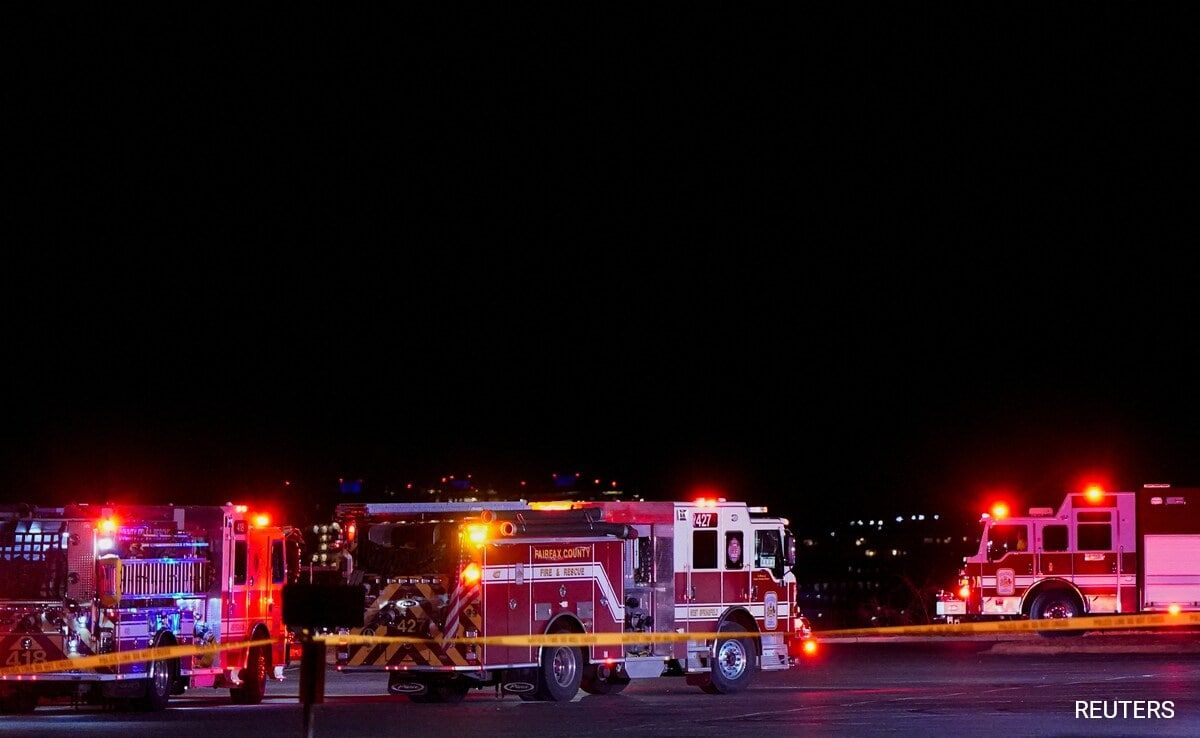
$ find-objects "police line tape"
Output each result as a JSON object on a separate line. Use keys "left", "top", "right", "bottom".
{"left": 825, "top": 611, "right": 1200, "bottom": 638}
{"left": 4, "top": 611, "right": 1199, "bottom": 678}
{"left": 0, "top": 638, "right": 275, "bottom": 678}
{"left": 316, "top": 631, "right": 763, "bottom": 649}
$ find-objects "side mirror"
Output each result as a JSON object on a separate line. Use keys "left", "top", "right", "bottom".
{"left": 784, "top": 534, "right": 797, "bottom": 568}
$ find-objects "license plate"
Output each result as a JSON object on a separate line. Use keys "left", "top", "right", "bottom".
{"left": 937, "top": 601, "right": 966, "bottom": 615}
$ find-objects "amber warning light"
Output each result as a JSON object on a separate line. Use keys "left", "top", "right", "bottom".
{"left": 990, "top": 502, "right": 1009, "bottom": 520}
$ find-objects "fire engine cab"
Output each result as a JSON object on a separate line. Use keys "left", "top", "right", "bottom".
{"left": 0, "top": 503, "right": 289, "bottom": 713}
{"left": 937, "top": 485, "right": 1200, "bottom": 624}
{"left": 328, "top": 498, "right": 806, "bottom": 702}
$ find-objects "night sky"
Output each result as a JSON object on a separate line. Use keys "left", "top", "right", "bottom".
{"left": 3, "top": 9, "right": 1195, "bottom": 533}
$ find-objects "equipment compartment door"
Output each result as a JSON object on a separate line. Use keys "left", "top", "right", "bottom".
{"left": 481, "top": 544, "right": 531, "bottom": 667}
{"left": 1143, "top": 535, "right": 1200, "bottom": 610}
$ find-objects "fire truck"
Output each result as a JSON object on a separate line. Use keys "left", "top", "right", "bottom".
{"left": 936, "top": 484, "right": 1200, "bottom": 625}
{"left": 0, "top": 503, "right": 290, "bottom": 713}
{"left": 326, "top": 498, "right": 806, "bottom": 702}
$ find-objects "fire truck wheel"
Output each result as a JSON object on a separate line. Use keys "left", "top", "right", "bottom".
{"left": 701, "top": 622, "right": 756, "bottom": 695}
{"left": 581, "top": 665, "right": 630, "bottom": 695}
{"left": 1030, "top": 590, "right": 1084, "bottom": 637}
{"left": 0, "top": 686, "right": 38, "bottom": 714}
{"left": 135, "top": 656, "right": 174, "bottom": 711}
{"left": 535, "top": 644, "right": 585, "bottom": 702}
{"left": 231, "top": 644, "right": 270, "bottom": 704}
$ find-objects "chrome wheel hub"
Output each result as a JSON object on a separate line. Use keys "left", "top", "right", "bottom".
{"left": 151, "top": 659, "right": 170, "bottom": 697}
{"left": 551, "top": 647, "right": 577, "bottom": 687}
{"left": 1045, "top": 602, "right": 1074, "bottom": 619}
{"left": 717, "top": 638, "right": 747, "bottom": 680}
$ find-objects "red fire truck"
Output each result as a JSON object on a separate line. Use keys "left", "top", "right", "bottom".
{"left": 327, "top": 498, "right": 806, "bottom": 702}
{"left": 0, "top": 503, "right": 290, "bottom": 713}
{"left": 936, "top": 484, "right": 1200, "bottom": 624}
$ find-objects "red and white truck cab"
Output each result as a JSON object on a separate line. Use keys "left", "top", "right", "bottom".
{"left": 937, "top": 484, "right": 1200, "bottom": 623}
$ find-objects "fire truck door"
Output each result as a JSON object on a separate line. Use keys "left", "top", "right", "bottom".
{"left": 751, "top": 528, "right": 787, "bottom": 633}
{"left": 1035, "top": 521, "right": 1072, "bottom": 577}
{"left": 684, "top": 512, "right": 722, "bottom": 633}
{"left": 1073, "top": 509, "right": 1118, "bottom": 612}
{"left": 245, "top": 526, "right": 269, "bottom": 625}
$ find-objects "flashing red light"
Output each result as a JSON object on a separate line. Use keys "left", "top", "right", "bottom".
{"left": 461, "top": 563, "right": 482, "bottom": 585}
{"left": 347, "top": 523, "right": 356, "bottom": 541}
{"left": 990, "top": 502, "right": 1010, "bottom": 520}
{"left": 1169, "top": 603, "right": 1182, "bottom": 616}
{"left": 99, "top": 518, "right": 118, "bottom": 534}
{"left": 958, "top": 585, "right": 971, "bottom": 599}
{"left": 802, "top": 640, "right": 818, "bottom": 656}
{"left": 1085, "top": 486, "right": 1105, "bottom": 503}
{"left": 253, "top": 514, "right": 271, "bottom": 527}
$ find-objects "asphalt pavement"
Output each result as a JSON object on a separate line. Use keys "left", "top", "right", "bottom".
{"left": 3, "top": 637, "right": 1199, "bottom": 736}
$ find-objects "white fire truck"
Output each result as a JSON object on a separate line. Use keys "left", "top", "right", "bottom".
{"left": 0, "top": 503, "right": 290, "bottom": 713}
{"left": 327, "top": 498, "right": 808, "bottom": 702}
{"left": 936, "top": 485, "right": 1200, "bottom": 624}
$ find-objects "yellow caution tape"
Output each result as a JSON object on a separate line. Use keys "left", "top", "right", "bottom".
{"left": 822, "top": 611, "right": 1200, "bottom": 638}
{"left": 321, "top": 631, "right": 763, "bottom": 648}
{"left": 5, "top": 610, "right": 1195, "bottom": 678}
{"left": 0, "top": 638, "right": 274, "bottom": 678}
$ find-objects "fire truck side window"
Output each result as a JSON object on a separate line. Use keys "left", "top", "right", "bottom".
{"left": 1077, "top": 524, "right": 1112, "bottom": 551}
{"left": 692, "top": 530, "right": 718, "bottom": 569}
{"left": 724, "top": 531, "right": 744, "bottom": 570}
{"left": 271, "top": 540, "right": 285, "bottom": 584}
{"left": 234, "top": 540, "right": 248, "bottom": 585}
{"left": 1041, "top": 525, "right": 1069, "bottom": 552}
{"left": 986, "top": 524, "right": 1028, "bottom": 561}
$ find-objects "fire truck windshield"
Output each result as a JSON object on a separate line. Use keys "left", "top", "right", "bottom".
{"left": 986, "top": 523, "right": 1029, "bottom": 561}
{"left": 357, "top": 520, "right": 459, "bottom": 578}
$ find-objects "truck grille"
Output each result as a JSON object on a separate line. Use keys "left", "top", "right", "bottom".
{"left": 121, "top": 558, "right": 208, "bottom": 598}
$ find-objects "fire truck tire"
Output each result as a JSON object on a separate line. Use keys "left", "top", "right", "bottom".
{"left": 700, "top": 622, "right": 756, "bottom": 695}
{"left": 0, "top": 686, "right": 38, "bottom": 714}
{"left": 231, "top": 644, "right": 270, "bottom": 704}
{"left": 534, "top": 644, "right": 585, "bottom": 702}
{"left": 135, "top": 656, "right": 174, "bottom": 711}
{"left": 581, "top": 666, "right": 629, "bottom": 695}
{"left": 1030, "top": 590, "right": 1084, "bottom": 637}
